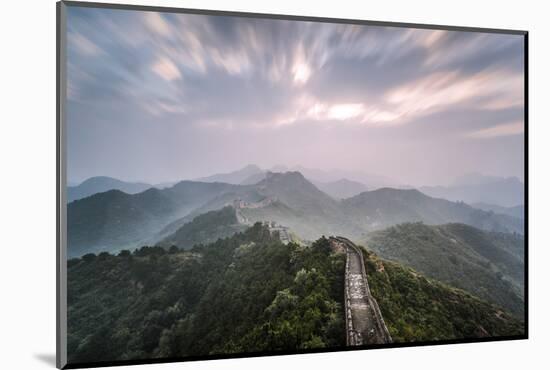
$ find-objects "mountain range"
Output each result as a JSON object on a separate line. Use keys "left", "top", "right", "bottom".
{"left": 342, "top": 187, "right": 523, "bottom": 236}
{"left": 194, "top": 167, "right": 525, "bottom": 207}
{"left": 195, "top": 164, "right": 264, "bottom": 185}
{"left": 195, "top": 164, "right": 387, "bottom": 198}
{"left": 68, "top": 176, "right": 153, "bottom": 202}
{"left": 67, "top": 181, "right": 243, "bottom": 257}
{"left": 67, "top": 170, "right": 524, "bottom": 257}
{"left": 313, "top": 178, "right": 369, "bottom": 199}
{"left": 157, "top": 206, "right": 247, "bottom": 249}
{"left": 363, "top": 222, "right": 524, "bottom": 318}
{"left": 420, "top": 173, "right": 524, "bottom": 208}
{"left": 70, "top": 167, "right": 525, "bottom": 207}
{"left": 471, "top": 203, "right": 524, "bottom": 219}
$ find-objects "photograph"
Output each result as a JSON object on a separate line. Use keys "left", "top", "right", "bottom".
{"left": 60, "top": 2, "right": 526, "bottom": 367}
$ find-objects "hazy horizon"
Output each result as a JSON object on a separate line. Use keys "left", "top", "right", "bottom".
{"left": 66, "top": 7, "right": 525, "bottom": 187}
{"left": 67, "top": 163, "right": 525, "bottom": 189}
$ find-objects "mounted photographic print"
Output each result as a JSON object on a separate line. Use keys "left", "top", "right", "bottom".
{"left": 56, "top": 1, "right": 528, "bottom": 368}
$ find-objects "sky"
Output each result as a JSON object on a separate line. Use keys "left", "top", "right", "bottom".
{"left": 66, "top": 6, "right": 525, "bottom": 186}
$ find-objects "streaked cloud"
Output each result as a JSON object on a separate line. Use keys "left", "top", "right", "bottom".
{"left": 152, "top": 56, "right": 181, "bottom": 81}
{"left": 143, "top": 12, "right": 171, "bottom": 37}
{"left": 384, "top": 68, "right": 523, "bottom": 123}
{"left": 69, "top": 31, "right": 102, "bottom": 56}
{"left": 467, "top": 121, "right": 524, "bottom": 139}
{"left": 65, "top": 6, "right": 525, "bottom": 185}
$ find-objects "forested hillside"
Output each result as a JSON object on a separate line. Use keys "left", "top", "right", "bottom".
{"left": 364, "top": 222, "right": 525, "bottom": 317}
{"left": 67, "top": 223, "right": 524, "bottom": 364}
{"left": 361, "top": 248, "right": 524, "bottom": 342}
{"left": 157, "top": 206, "right": 247, "bottom": 249}
{"left": 67, "top": 224, "right": 345, "bottom": 363}
{"left": 342, "top": 188, "right": 523, "bottom": 234}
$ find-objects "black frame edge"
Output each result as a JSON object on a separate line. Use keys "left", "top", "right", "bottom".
{"left": 523, "top": 32, "right": 529, "bottom": 339}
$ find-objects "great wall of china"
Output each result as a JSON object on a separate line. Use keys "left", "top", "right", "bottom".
{"left": 232, "top": 199, "right": 292, "bottom": 244}
{"left": 231, "top": 198, "right": 392, "bottom": 344}
{"left": 330, "top": 236, "right": 392, "bottom": 346}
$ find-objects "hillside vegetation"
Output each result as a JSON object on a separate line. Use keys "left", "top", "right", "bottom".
{"left": 471, "top": 202, "right": 524, "bottom": 219}
{"left": 67, "top": 181, "right": 243, "bottom": 256}
{"left": 67, "top": 224, "right": 346, "bottom": 364}
{"left": 343, "top": 188, "right": 523, "bottom": 234}
{"left": 361, "top": 248, "right": 524, "bottom": 342}
{"left": 364, "top": 222, "right": 524, "bottom": 317}
{"left": 67, "top": 222, "right": 524, "bottom": 364}
{"left": 157, "top": 206, "right": 247, "bottom": 249}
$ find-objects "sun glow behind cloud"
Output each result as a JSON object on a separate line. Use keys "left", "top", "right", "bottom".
{"left": 293, "top": 62, "right": 311, "bottom": 85}
{"left": 327, "top": 104, "right": 364, "bottom": 120}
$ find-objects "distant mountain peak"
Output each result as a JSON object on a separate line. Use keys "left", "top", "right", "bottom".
{"left": 421, "top": 173, "right": 524, "bottom": 207}
{"left": 255, "top": 171, "right": 337, "bottom": 211}
{"left": 453, "top": 173, "right": 523, "bottom": 187}
{"left": 67, "top": 176, "right": 153, "bottom": 202}
{"left": 266, "top": 170, "right": 303, "bottom": 177}
{"left": 359, "top": 187, "right": 427, "bottom": 199}
{"left": 242, "top": 164, "right": 262, "bottom": 171}
{"left": 78, "top": 176, "right": 116, "bottom": 185}
{"left": 270, "top": 164, "right": 289, "bottom": 172}
{"left": 333, "top": 178, "right": 354, "bottom": 184}
{"left": 77, "top": 176, "right": 148, "bottom": 187}
{"left": 195, "top": 164, "right": 264, "bottom": 185}
{"left": 312, "top": 178, "right": 368, "bottom": 199}
{"left": 263, "top": 171, "right": 309, "bottom": 184}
